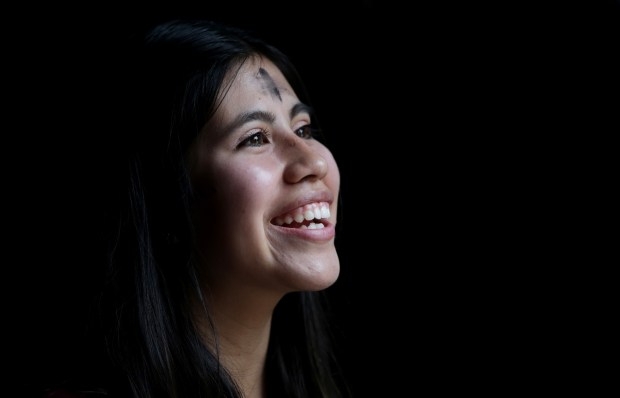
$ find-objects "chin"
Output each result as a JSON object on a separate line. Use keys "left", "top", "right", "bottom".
{"left": 287, "top": 257, "right": 340, "bottom": 292}
{"left": 312, "top": 264, "right": 340, "bottom": 291}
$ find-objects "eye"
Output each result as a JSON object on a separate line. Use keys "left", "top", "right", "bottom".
{"left": 239, "top": 130, "right": 270, "bottom": 148}
{"left": 295, "top": 124, "right": 318, "bottom": 139}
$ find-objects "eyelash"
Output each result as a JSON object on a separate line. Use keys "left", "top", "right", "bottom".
{"left": 238, "top": 124, "right": 318, "bottom": 148}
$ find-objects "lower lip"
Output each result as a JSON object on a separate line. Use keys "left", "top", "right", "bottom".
{"left": 271, "top": 222, "right": 336, "bottom": 242}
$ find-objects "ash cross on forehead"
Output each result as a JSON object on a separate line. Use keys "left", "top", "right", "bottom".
{"left": 258, "top": 67, "right": 282, "bottom": 102}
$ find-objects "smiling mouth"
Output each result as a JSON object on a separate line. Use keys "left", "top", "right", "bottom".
{"left": 272, "top": 202, "right": 331, "bottom": 229}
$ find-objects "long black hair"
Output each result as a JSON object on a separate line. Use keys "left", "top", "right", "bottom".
{"left": 82, "top": 19, "right": 348, "bottom": 398}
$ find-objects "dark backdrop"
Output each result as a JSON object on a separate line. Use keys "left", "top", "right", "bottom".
{"left": 7, "top": 1, "right": 619, "bottom": 396}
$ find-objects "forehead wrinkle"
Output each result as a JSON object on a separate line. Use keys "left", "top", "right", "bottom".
{"left": 257, "top": 67, "right": 282, "bottom": 102}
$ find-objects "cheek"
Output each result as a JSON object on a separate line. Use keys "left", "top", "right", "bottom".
{"left": 212, "top": 160, "right": 280, "bottom": 214}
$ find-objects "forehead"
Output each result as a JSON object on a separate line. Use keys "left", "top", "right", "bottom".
{"left": 203, "top": 56, "right": 300, "bottom": 132}
{"left": 223, "top": 56, "right": 296, "bottom": 102}
{"left": 199, "top": 56, "right": 303, "bottom": 141}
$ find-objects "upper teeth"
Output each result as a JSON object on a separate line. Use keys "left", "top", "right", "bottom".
{"left": 273, "top": 202, "right": 331, "bottom": 228}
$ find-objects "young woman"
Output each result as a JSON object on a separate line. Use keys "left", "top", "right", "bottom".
{"left": 41, "top": 18, "right": 348, "bottom": 398}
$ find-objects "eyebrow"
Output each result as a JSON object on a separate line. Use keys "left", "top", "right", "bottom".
{"left": 220, "top": 102, "right": 315, "bottom": 137}
{"left": 290, "top": 103, "right": 314, "bottom": 120}
{"left": 221, "top": 111, "right": 276, "bottom": 138}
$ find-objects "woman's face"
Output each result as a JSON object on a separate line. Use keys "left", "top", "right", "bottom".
{"left": 190, "top": 56, "right": 340, "bottom": 297}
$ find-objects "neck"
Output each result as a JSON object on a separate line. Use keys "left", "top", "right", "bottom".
{"left": 213, "top": 312, "right": 271, "bottom": 398}
{"left": 196, "top": 284, "right": 284, "bottom": 398}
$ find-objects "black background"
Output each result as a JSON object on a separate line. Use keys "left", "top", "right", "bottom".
{"left": 7, "top": 1, "right": 619, "bottom": 396}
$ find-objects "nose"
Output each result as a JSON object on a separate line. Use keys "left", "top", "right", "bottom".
{"left": 282, "top": 136, "right": 328, "bottom": 184}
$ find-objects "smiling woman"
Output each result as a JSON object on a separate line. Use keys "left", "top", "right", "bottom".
{"left": 37, "top": 19, "right": 349, "bottom": 398}
{"left": 189, "top": 55, "right": 341, "bottom": 311}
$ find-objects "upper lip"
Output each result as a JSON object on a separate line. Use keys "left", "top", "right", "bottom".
{"left": 272, "top": 190, "right": 334, "bottom": 220}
